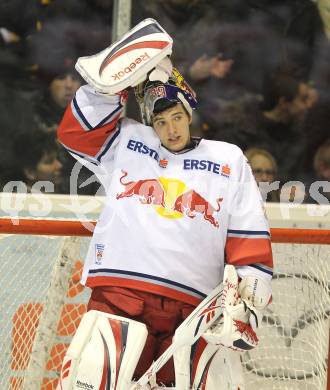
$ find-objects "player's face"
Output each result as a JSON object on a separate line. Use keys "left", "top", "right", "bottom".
{"left": 50, "top": 74, "right": 81, "bottom": 109}
{"left": 152, "top": 104, "right": 191, "bottom": 152}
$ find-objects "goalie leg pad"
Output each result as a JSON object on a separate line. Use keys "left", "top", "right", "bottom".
{"left": 58, "top": 310, "right": 148, "bottom": 390}
{"left": 173, "top": 340, "right": 245, "bottom": 390}
{"left": 173, "top": 339, "right": 219, "bottom": 390}
{"left": 207, "top": 348, "right": 245, "bottom": 390}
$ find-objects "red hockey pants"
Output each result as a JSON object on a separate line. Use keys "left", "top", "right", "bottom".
{"left": 87, "top": 286, "right": 196, "bottom": 386}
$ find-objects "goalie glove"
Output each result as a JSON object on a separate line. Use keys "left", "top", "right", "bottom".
{"left": 238, "top": 273, "right": 272, "bottom": 330}
{"left": 203, "top": 265, "right": 259, "bottom": 352}
{"left": 148, "top": 56, "right": 173, "bottom": 83}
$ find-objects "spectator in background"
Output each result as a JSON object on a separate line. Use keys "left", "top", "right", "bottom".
{"left": 244, "top": 147, "right": 280, "bottom": 202}
{"left": 313, "top": 139, "right": 330, "bottom": 182}
{"left": 0, "top": 80, "right": 36, "bottom": 186}
{"left": 26, "top": 0, "right": 113, "bottom": 69}
{"left": 304, "top": 139, "right": 330, "bottom": 205}
{"left": 129, "top": 0, "right": 223, "bottom": 121}
{"left": 132, "top": 0, "right": 219, "bottom": 39}
{"left": 133, "top": 0, "right": 322, "bottom": 110}
{"left": 210, "top": 64, "right": 318, "bottom": 181}
{"left": 30, "top": 59, "right": 101, "bottom": 196}
{"left": 312, "top": 0, "right": 330, "bottom": 100}
{"left": 188, "top": 54, "right": 233, "bottom": 84}
{"left": 188, "top": 22, "right": 279, "bottom": 108}
{"left": 4, "top": 131, "right": 63, "bottom": 193}
{"left": 243, "top": 0, "right": 324, "bottom": 79}
{"left": 317, "top": 0, "right": 330, "bottom": 39}
{"left": 32, "top": 59, "right": 82, "bottom": 133}
{"left": 299, "top": 98, "right": 330, "bottom": 178}
{"left": 0, "top": 0, "right": 113, "bottom": 97}
{"left": 0, "top": 1, "right": 39, "bottom": 93}
{"left": 261, "top": 66, "right": 318, "bottom": 123}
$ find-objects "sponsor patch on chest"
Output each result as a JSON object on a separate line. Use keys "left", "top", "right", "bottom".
{"left": 184, "top": 159, "right": 231, "bottom": 177}
{"left": 126, "top": 139, "right": 231, "bottom": 177}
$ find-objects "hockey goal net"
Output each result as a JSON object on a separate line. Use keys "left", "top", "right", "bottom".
{"left": 0, "top": 218, "right": 329, "bottom": 390}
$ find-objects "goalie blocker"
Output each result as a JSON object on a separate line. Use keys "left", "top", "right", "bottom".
{"left": 75, "top": 18, "right": 173, "bottom": 95}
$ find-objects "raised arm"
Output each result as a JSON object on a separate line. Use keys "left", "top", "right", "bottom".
{"left": 57, "top": 85, "right": 125, "bottom": 165}
{"left": 58, "top": 18, "right": 173, "bottom": 166}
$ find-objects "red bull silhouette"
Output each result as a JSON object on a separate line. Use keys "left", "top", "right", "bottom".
{"left": 117, "top": 171, "right": 222, "bottom": 228}
{"left": 116, "top": 170, "right": 165, "bottom": 207}
{"left": 173, "top": 190, "right": 222, "bottom": 228}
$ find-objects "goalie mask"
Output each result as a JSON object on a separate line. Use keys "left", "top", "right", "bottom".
{"left": 136, "top": 67, "right": 197, "bottom": 125}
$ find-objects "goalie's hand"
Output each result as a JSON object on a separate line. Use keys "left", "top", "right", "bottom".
{"left": 203, "top": 265, "right": 259, "bottom": 352}
{"left": 203, "top": 300, "right": 259, "bottom": 352}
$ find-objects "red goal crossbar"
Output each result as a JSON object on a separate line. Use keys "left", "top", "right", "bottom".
{"left": 0, "top": 218, "right": 329, "bottom": 244}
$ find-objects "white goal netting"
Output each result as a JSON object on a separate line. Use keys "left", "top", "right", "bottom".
{"left": 243, "top": 243, "right": 329, "bottom": 390}
{"left": 0, "top": 233, "right": 329, "bottom": 390}
{"left": 0, "top": 234, "right": 91, "bottom": 390}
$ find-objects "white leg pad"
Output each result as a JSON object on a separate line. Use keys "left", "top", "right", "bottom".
{"left": 173, "top": 345, "right": 191, "bottom": 389}
{"left": 207, "top": 348, "right": 245, "bottom": 390}
{"left": 173, "top": 343, "right": 244, "bottom": 390}
{"left": 57, "top": 310, "right": 148, "bottom": 390}
{"left": 173, "top": 341, "right": 219, "bottom": 390}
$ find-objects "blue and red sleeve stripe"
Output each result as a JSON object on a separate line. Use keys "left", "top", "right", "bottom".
{"left": 225, "top": 229, "right": 273, "bottom": 272}
{"left": 57, "top": 95, "right": 123, "bottom": 163}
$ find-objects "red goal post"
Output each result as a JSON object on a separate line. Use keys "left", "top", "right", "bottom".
{"left": 0, "top": 217, "right": 329, "bottom": 390}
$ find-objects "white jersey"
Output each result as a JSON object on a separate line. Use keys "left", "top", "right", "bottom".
{"left": 58, "top": 84, "right": 273, "bottom": 306}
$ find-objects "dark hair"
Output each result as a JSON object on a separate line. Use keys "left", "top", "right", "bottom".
{"left": 261, "top": 65, "right": 302, "bottom": 110}
{"left": 153, "top": 98, "right": 178, "bottom": 115}
{"left": 13, "top": 131, "right": 59, "bottom": 178}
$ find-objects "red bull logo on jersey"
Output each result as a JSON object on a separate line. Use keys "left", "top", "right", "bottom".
{"left": 116, "top": 170, "right": 222, "bottom": 228}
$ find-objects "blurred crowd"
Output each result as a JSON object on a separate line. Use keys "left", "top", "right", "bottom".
{"left": 0, "top": 0, "right": 329, "bottom": 204}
